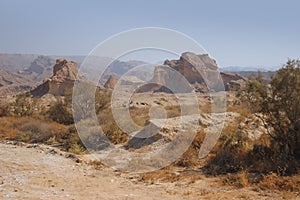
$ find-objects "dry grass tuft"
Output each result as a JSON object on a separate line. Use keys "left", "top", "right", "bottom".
{"left": 259, "top": 173, "right": 300, "bottom": 192}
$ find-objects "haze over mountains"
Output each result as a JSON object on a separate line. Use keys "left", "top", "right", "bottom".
{"left": 0, "top": 53, "right": 277, "bottom": 95}
{"left": 220, "top": 66, "right": 279, "bottom": 72}
{"left": 0, "top": 54, "right": 146, "bottom": 95}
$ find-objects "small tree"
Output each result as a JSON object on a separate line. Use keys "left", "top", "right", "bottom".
{"left": 243, "top": 60, "right": 300, "bottom": 174}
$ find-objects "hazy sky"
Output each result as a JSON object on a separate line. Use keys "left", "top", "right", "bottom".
{"left": 0, "top": 0, "right": 299, "bottom": 67}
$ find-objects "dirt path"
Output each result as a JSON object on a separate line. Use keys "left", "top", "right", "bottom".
{"left": 0, "top": 142, "right": 298, "bottom": 200}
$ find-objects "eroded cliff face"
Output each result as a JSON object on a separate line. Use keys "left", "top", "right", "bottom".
{"left": 137, "top": 52, "right": 245, "bottom": 93}
{"left": 30, "top": 58, "right": 83, "bottom": 97}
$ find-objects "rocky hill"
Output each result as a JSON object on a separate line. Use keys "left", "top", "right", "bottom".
{"left": 30, "top": 58, "right": 83, "bottom": 97}
{"left": 0, "top": 68, "right": 33, "bottom": 95}
{"left": 0, "top": 55, "right": 56, "bottom": 95}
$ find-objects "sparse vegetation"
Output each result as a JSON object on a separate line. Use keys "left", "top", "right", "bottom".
{"left": 0, "top": 58, "right": 299, "bottom": 198}
{"left": 202, "top": 60, "right": 300, "bottom": 192}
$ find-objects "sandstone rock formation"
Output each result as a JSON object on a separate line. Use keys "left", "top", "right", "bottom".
{"left": 104, "top": 74, "right": 118, "bottom": 89}
{"left": 137, "top": 52, "right": 246, "bottom": 93}
{"left": 30, "top": 58, "right": 83, "bottom": 97}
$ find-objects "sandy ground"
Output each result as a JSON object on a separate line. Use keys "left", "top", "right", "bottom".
{"left": 0, "top": 142, "right": 299, "bottom": 200}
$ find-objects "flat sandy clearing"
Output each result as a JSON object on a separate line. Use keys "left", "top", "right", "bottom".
{"left": 0, "top": 143, "right": 297, "bottom": 200}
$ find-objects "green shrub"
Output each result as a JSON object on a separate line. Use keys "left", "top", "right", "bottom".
{"left": 47, "top": 101, "right": 74, "bottom": 125}
{"left": 242, "top": 60, "right": 300, "bottom": 175}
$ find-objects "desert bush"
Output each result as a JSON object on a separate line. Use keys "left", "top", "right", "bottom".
{"left": 98, "top": 109, "right": 129, "bottom": 144}
{"left": 47, "top": 101, "right": 73, "bottom": 125}
{"left": 18, "top": 121, "right": 53, "bottom": 143}
{"left": 11, "top": 93, "right": 33, "bottom": 116}
{"left": 223, "top": 170, "right": 250, "bottom": 188}
{"left": 0, "top": 116, "right": 67, "bottom": 143}
{"left": 0, "top": 116, "right": 89, "bottom": 154}
{"left": 175, "top": 130, "right": 206, "bottom": 167}
{"left": 0, "top": 102, "right": 10, "bottom": 117}
{"left": 66, "top": 136, "right": 86, "bottom": 154}
{"left": 242, "top": 60, "right": 300, "bottom": 175}
{"left": 259, "top": 173, "right": 300, "bottom": 192}
{"left": 204, "top": 122, "right": 252, "bottom": 175}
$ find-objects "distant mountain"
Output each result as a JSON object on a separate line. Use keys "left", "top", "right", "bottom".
{"left": 0, "top": 53, "right": 280, "bottom": 96}
{"left": 220, "top": 66, "right": 279, "bottom": 72}
{"left": 0, "top": 54, "right": 149, "bottom": 95}
{"left": 0, "top": 55, "right": 59, "bottom": 95}
{"left": 0, "top": 54, "right": 39, "bottom": 70}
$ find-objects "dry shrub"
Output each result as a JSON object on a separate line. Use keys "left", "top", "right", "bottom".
{"left": 227, "top": 103, "right": 251, "bottom": 119}
{"left": 259, "top": 173, "right": 300, "bottom": 192}
{"left": 0, "top": 116, "right": 67, "bottom": 144}
{"left": 174, "top": 130, "right": 206, "bottom": 167}
{"left": 223, "top": 170, "right": 250, "bottom": 188}
{"left": 0, "top": 102, "right": 10, "bottom": 117}
{"left": 98, "top": 109, "right": 128, "bottom": 144}
{"left": 0, "top": 117, "right": 87, "bottom": 154}
{"left": 140, "top": 167, "right": 204, "bottom": 184}
{"left": 63, "top": 126, "right": 86, "bottom": 154}
{"left": 248, "top": 144, "right": 299, "bottom": 175}
{"left": 204, "top": 121, "right": 252, "bottom": 175}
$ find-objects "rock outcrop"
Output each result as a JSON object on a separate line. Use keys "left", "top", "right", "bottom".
{"left": 137, "top": 52, "right": 246, "bottom": 93}
{"left": 30, "top": 58, "right": 83, "bottom": 97}
{"left": 221, "top": 72, "right": 246, "bottom": 91}
{"left": 104, "top": 74, "right": 118, "bottom": 89}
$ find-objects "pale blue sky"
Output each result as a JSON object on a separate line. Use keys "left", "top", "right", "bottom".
{"left": 0, "top": 0, "right": 299, "bottom": 67}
